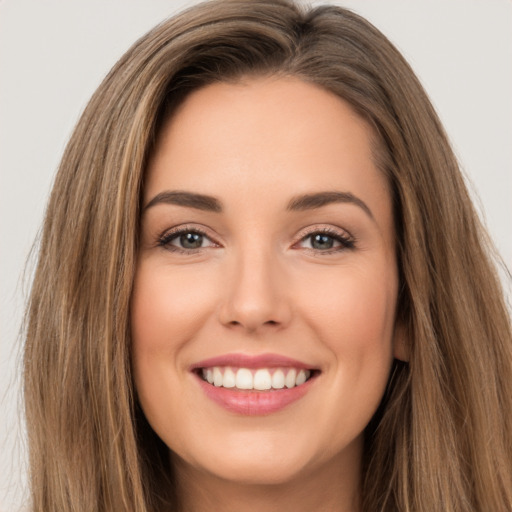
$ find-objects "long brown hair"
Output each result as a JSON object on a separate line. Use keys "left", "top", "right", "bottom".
{"left": 24, "top": 1, "right": 512, "bottom": 510}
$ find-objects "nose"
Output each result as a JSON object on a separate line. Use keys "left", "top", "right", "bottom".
{"left": 218, "top": 247, "right": 292, "bottom": 333}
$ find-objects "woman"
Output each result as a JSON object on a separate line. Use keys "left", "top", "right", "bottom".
{"left": 24, "top": 0, "right": 512, "bottom": 510}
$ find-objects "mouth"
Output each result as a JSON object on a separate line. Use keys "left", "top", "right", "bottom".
{"left": 191, "top": 353, "right": 320, "bottom": 415}
{"left": 196, "top": 366, "right": 317, "bottom": 391}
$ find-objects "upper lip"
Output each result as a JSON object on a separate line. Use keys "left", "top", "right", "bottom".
{"left": 190, "top": 353, "right": 319, "bottom": 371}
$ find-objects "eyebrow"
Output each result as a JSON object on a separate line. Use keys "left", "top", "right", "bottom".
{"left": 143, "top": 189, "right": 374, "bottom": 220}
{"left": 287, "top": 191, "right": 374, "bottom": 220}
{"left": 143, "top": 190, "right": 222, "bottom": 212}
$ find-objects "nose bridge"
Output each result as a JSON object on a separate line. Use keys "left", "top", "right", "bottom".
{"left": 219, "top": 240, "right": 290, "bottom": 331}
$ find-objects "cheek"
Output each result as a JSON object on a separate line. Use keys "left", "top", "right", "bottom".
{"left": 130, "top": 262, "right": 219, "bottom": 441}
{"left": 300, "top": 263, "right": 397, "bottom": 348}
{"left": 298, "top": 263, "right": 397, "bottom": 401}
{"left": 130, "top": 262, "right": 216, "bottom": 415}
{"left": 314, "top": 270, "right": 397, "bottom": 432}
{"left": 131, "top": 261, "right": 217, "bottom": 356}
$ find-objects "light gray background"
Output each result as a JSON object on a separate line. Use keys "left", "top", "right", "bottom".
{"left": 1, "top": 1, "right": 511, "bottom": 510}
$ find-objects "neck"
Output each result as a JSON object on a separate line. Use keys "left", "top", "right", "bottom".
{"left": 172, "top": 441, "right": 362, "bottom": 512}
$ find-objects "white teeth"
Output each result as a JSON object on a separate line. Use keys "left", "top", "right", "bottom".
{"left": 213, "top": 367, "right": 223, "bottom": 387}
{"left": 253, "top": 369, "right": 272, "bottom": 390}
{"left": 235, "top": 368, "right": 253, "bottom": 390}
{"left": 296, "top": 369, "right": 307, "bottom": 386}
{"left": 201, "top": 366, "right": 312, "bottom": 390}
{"left": 271, "top": 369, "right": 285, "bottom": 389}
{"left": 285, "top": 369, "right": 297, "bottom": 388}
{"left": 223, "top": 367, "right": 236, "bottom": 388}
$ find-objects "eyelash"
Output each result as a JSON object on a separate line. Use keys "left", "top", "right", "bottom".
{"left": 157, "top": 225, "right": 356, "bottom": 254}
{"left": 157, "top": 225, "right": 214, "bottom": 254}
{"left": 294, "top": 226, "right": 356, "bottom": 254}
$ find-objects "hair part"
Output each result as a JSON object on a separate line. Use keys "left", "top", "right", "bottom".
{"left": 24, "top": 1, "right": 512, "bottom": 510}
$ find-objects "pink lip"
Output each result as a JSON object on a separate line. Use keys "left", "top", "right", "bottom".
{"left": 190, "top": 352, "right": 315, "bottom": 370}
{"left": 190, "top": 353, "right": 319, "bottom": 416}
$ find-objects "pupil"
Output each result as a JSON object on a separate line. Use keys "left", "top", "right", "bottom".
{"left": 312, "top": 234, "right": 333, "bottom": 250}
{"left": 180, "top": 232, "right": 203, "bottom": 249}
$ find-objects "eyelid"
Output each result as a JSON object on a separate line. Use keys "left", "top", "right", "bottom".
{"left": 154, "top": 223, "right": 355, "bottom": 254}
{"left": 292, "top": 224, "right": 356, "bottom": 252}
{"left": 157, "top": 224, "right": 221, "bottom": 252}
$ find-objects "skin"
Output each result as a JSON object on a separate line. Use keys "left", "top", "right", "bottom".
{"left": 131, "top": 76, "right": 403, "bottom": 512}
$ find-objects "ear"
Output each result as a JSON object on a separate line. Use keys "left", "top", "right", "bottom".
{"left": 392, "top": 320, "right": 409, "bottom": 362}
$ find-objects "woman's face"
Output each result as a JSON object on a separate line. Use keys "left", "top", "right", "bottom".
{"left": 132, "top": 77, "right": 401, "bottom": 488}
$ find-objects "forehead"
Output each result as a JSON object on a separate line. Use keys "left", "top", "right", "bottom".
{"left": 145, "top": 76, "right": 389, "bottom": 217}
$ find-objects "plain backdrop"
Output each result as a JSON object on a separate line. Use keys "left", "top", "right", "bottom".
{"left": 1, "top": 1, "right": 511, "bottom": 510}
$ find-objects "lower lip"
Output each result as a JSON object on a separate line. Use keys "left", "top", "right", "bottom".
{"left": 194, "top": 373, "right": 317, "bottom": 415}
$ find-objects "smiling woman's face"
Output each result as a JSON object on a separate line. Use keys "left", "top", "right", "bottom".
{"left": 131, "top": 77, "right": 401, "bottom": 493}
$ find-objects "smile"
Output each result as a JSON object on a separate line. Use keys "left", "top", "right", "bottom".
{"left": 191, "top": 353, "right": 320, "bottom": 415}
{"left": 200, "top": 366, "right": 312, "bottom": 390}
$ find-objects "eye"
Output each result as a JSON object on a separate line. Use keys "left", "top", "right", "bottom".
{"left": 296, "top": 229, "right": 355, "bottom": 253}
{"left": 158, "top": 227, "right": 218, "bottom": 252}
{"left": 175, "top": 232, "right": 206, "bottom": 249}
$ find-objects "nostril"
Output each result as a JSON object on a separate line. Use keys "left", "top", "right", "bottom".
{"left": 226, "top": 319, "right": 280, "bottom": 329}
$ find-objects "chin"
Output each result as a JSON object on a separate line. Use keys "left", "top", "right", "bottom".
{"left": 197, "top": 454, "right": 312, "bottom": 487}
{"left": 172, "top": 429, "right": 350, "bottom": 488}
